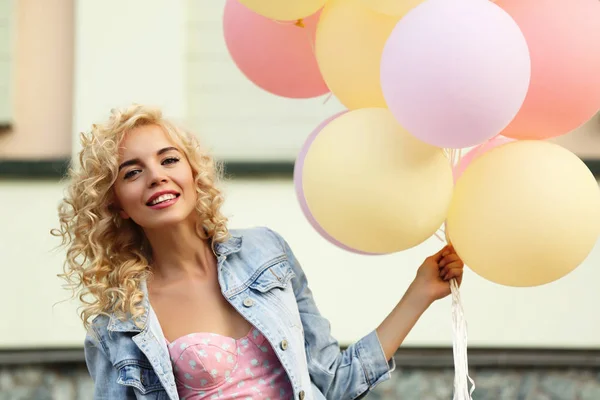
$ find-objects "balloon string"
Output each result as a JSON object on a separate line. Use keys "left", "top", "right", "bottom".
{"left": 439, "top": 147, "right": 475, "bottom": 400}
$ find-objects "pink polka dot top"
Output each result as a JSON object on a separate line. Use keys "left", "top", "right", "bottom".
{"left": 166, "top": 325, "right": 294, "bottom": 399}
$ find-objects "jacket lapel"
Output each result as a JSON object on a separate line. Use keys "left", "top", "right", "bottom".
{"left": 109, "top": 281, "right": 179, "bottom": 400}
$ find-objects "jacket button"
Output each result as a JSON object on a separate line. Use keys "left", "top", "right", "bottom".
{"left": 299, "top": 390, "right": 305, "bottom": 400}
{"left": 280, "top": 340, "right": 288, "bottom": 351}
{"left": 243, "top": 298, "right": 254, "bottom": 307}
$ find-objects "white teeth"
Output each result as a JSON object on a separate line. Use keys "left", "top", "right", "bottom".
{"left": 149, "top": 193, "right": 177, "bottom": 205}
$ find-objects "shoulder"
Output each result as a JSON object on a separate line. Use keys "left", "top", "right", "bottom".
{"left": 84, "top": 314, "right": 111, "bottom": 353}
{"left": 89, "top": 314, "right": 111, "bottom": 337}
{"left": 229, "top": 226, "right": 288, "bottom": 254}
{"left": 220, "top": 227, "right": 301, "bottom": 289}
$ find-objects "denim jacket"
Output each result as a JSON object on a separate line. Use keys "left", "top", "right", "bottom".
{"left": 84, "top": 227, "right": 395, "bottom": 399}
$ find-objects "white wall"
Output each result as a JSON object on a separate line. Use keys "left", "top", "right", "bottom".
{"left": 1, "top": 178, "right": 599, "bottom": 349}
{"left": 1, "top": 0, "right": 599, "bottom": 351}
{"left": 71, "top": 0, "right": 186, "bottom": 157}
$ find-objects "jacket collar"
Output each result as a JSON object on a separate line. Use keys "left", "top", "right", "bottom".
{"left": 213, "top": 233, "right": 243, "bottom": 257}
{"left": 107, "top": 232, "right": 243, "bottom": 332}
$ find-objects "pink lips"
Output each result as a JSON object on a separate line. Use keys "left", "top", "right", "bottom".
{"left": 147, "top": 195, "right": 179, "bottom": 210}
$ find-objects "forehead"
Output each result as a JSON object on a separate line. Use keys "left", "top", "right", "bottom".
{"left": 118, "top": 124, "right": 178, "bottom": 159}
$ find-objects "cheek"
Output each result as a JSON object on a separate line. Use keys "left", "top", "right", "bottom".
{"left": 180, "top": 167, "right": 196, "bottom": 193}
{"left": 114, "top": 184, "right": 141, "bottom": 211}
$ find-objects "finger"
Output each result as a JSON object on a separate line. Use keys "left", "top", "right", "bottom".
{"left": 444, "top": 264, "right": 464, "bottom": 281}
{"left": 444, "top": 262, "right": 464, "bottom": 274}
{"left": 439, "top": 266, "right": 448, "bottom": 278}
{"left": 441, "top": 262, "right": 462, "bottom": 275}
{"left": 431, "top": 245, "right": 451, "bottom": 262}
{"left": 439, "top": 253, "right": 460, "bottom": 268}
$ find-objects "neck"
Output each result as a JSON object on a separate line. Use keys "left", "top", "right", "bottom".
{"left": 143, "top": 218, "right": 215, "bottom": 282}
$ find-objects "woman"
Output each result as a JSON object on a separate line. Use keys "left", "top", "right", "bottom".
{"left": 54, "top": 104, "right": 464, "bottom": 400}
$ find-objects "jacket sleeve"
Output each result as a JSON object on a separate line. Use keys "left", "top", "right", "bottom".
{"left": 84, "top": 328, "right": 134, "bottom": 400}
{"left": 269, "top": 229, "right": 396, "bottom": 400}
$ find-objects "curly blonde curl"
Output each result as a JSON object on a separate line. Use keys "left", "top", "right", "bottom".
{"left": 52, "top": 104, "right": 230, "bottom": 332}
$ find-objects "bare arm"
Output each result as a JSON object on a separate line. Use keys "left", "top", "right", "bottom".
{"left": 376, "top": 245, "right": 465, "bottom": 360}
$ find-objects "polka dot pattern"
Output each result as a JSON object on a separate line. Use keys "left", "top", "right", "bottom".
{"left": 167, "top": 327, "right": 293, "bottom": 399}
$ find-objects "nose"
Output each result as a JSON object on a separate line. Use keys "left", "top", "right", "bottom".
{"left": 147, "top": 166, "right": 168, "bottom": 188}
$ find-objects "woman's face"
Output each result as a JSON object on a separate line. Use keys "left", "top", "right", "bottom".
{"left": 112, "top": 124, "right": 198, "bottom": 229}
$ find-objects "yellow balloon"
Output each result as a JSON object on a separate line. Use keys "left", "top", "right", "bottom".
{"left": 447, "top": 140, "right": 600, "bottom": 287}
{"left": 360, "top": 0, "right": 424, "bottom": 16}
{"left": 302, "top": 108, "right": 453, "bottom": 253}
{"left": 238, "top": 0, "right": 325, "bottom": 21}
{"left": 315, "top": 0, "right": 401, "bottom": 110}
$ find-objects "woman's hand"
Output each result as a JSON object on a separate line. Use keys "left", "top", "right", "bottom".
{"left": 411, "top": 244, "right": 465, "bottom": 303}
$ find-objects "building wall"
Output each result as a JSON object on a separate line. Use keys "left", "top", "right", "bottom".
{"left": 0, "top": 0, "right": 74, "bottom": 159}
{"left": 1, "top": 1, "right": 599, "bottom": 398}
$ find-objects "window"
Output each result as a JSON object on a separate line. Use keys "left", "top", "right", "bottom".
{"left": 0, "top": 0, "right": 14, "bottom": 127}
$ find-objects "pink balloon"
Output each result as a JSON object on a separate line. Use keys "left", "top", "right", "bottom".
{"left": 495, "top": 0, "right": 600, "bottom": 140}
{"left": 294, "top": 111, "right": 381, "bottom": 255}
{"left": 223, "top": 0, "right": 329, "bottom": 99}
{"left": 380, "top": 0, "right": 531, "bottom": 149}
{"left": 453, "top": 136, "right": 515, "bottom": 182}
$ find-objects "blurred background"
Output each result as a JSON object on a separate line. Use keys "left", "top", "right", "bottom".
{"left": 0, "top": 0, "right": 599, "bottom": 399}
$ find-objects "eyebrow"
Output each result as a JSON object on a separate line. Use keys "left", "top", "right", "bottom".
{"left": 118, "top": 147, "right": 180, "bottom": 171}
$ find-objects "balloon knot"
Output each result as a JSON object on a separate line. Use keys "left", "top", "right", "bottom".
{"left": 295, "top": 18, "right": 305, "bottom": 28}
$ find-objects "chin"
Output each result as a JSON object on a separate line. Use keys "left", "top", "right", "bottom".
{"left": 140, "top": 209, "right": 198, "bottom": 230}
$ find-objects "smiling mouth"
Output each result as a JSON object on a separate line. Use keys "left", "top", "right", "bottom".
{"left": 146, "top": 193, "right": 180, "bottom": 206}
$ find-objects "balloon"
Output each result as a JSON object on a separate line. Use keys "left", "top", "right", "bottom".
{"left": 223, "top": 0, "right": 328, "bottom": 99}
{"left": 294, "top": 111, "right": 379, "bottom": 255}
{"left": 302, "top": 108, "right": 453, "bottom": 254}
{"left": 360, "top": 0, "right": 424, "bottom": 17}
{"left": 315, "top": 0, "right": 400, "bottom": 110}
{"left": 380, "top": 0, "right": 531, "bottom": 149}
{"left": 495, "top": 0, "right": 600, "bottom": 140}
{"left": 453, "top": 136, "right": 515, "bottom": 182}
{"left": 447, "top": 141, "right": 600, "bottom": 287}
{"left": 237, "top": 0, "right": 325, "bottom": 21}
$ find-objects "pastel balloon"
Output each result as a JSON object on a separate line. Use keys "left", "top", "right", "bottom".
{"left": 453, "top": 136, "right": 515, "bottom": 182}
{"left": 447, "top": 141, "right": 600, "bottom": 287}
{"left": 223, "top": 0, "right": 328, "bottom": 98}
{"left": 294, "top": 111, "right": 379, "bottom": 255}
{"left": 495, "top": 0, "right": 600, "bottom": 140}
{"left": 315, "top": 0, "right": 400, "bottom": 109}
{"left": 237, "top": 0, "right": 325, "bottom": 21}
{"left": 380, "top": 0, "right": 531, "bottom": 148}
{"left": 360, "top": 0, "right": 424, "bottom": 16}
{"left": 302, "top": 108, "right": 453, "bottom": 254}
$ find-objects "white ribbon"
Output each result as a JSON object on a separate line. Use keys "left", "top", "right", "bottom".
{"left": 450, "top": 277, "right": 475, "bottom": 399}
{"left": 444, "top": 146, "right": 475, "bottom": 399}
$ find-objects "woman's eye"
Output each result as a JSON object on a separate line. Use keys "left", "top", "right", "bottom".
{"left": 124, "top": 170, "right": 140, "bottom": 179}
{"left": 162, "top": 157, "right": 180, "bottom": 165}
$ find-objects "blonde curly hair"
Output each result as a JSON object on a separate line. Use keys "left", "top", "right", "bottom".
{"left": 53, "top": 104, "right": 230, "bottom": 331}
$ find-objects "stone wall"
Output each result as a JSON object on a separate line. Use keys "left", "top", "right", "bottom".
{"left": 1, "top": 363, "right": 600, "bottom": 399}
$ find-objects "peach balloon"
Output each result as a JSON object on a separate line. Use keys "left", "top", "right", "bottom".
{"left": 359, "top": 0, "right": 424, "bottom": 17}
{"left": 302, "top": 108, "right": 453, "bottom": 254}
{"left": 447, "top": 141, "right": 600, "bottom": 287}
{"left": 496, "top": 0, "right": 600, "bottom": 140}
{"left": 238, "top": 0, "right": 325, "bottom": 21}
{"left": 315, "top": 0, "right": 400, "bottom": 109}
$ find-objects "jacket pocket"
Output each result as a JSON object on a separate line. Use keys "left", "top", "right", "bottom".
{"left": 249, "top": 260, "right": 303, "bottom": 329}
{"left": 116, "top": 361, "right": 166, "bottom": 396}
{"left": 248, "top": 258, "right": 296, "bottom": 293}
